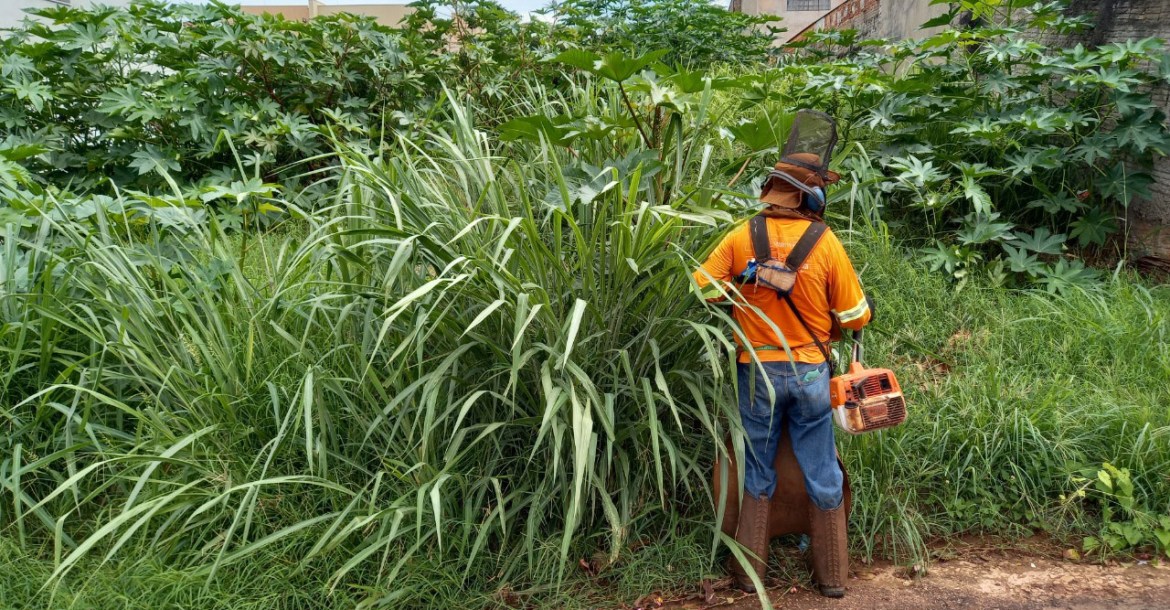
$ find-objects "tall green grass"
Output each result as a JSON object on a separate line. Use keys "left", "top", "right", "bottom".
{"left": 1, "top": 93, "right": 748, "bottom": 606}
{"left": 2, "top": 90, "right": 1168, "bottom": 609}
{"left": 839, "top": 234, "right": 1170, "bottom": 562}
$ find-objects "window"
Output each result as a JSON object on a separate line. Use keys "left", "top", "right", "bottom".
{"left": 787, "top": 0, "right": 831, "bottom": 10}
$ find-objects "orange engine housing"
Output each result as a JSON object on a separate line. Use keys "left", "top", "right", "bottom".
{"left": 829, "top": 361, "right": 906, "bottom": 435}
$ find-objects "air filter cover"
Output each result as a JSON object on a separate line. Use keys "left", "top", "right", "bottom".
{"left": 829, "top": 362, "right": 907, "bottom": 435}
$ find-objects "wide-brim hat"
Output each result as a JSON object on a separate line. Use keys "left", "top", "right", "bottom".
{"left": 759, "top": 153, "right": 841, "bottom": 208}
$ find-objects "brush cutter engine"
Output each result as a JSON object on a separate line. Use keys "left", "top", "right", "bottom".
{"left": 829, "top": 330, "right": 907, "bottom": 434}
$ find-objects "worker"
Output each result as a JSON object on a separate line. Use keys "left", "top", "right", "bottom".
{"left": 692, "top": 111, "right": 872, "bottom": 598}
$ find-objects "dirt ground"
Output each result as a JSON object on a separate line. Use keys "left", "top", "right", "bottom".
{"left": 661, "top": 540, "right": 1170, "bottom": 610}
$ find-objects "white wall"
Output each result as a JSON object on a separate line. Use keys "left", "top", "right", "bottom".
{"left": 2, "top": 0, "right": 132, "bottom": 31}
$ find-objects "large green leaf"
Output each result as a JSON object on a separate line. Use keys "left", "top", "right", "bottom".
{"left": 1001, "top": 243, "right": 1045, "bottom": 276}
{"left": 128, "top": 147, "right": 181, "bottom": 176}
{"left": 1026, "top": 192, "right": 1085, "bottom": 215}
{"left": 889, "top": 155, "right": 945, "bottom": 188}
{"left": 1008, "top": 227, "right": 1065, "bottom": 255}
{"left": 721, "top": 114, "right": 780, "bottom": 153}
{"left": 6, "top": 77, "right": 53, "bottom": 111}
{"left": 1069, "top": 207, "right": 1118, "bottom": 246}
{"left": 1038, "top": 258, "right": 1101, "bottom": 294}
{"left": 1097, "top": 164, "right": 1154, "bottom": 207}
{"left": 497, "top": 115, "right": 576, "bottom": 146}
{"left": 956, "top": 212, "right": 1014, "bottom": 246}
{"left": 552, "top": 48, "right": 668, "bottom": 82}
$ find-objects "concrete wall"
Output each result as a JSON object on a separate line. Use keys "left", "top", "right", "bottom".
{"left": 872, "top": 0, "right": 949, "bottom": 40}
{"left": 1, "top": 0, "right": 130, "bottom": 30}
{"left": 789, "top": 0, "right": 879, "bottom": 40}
{"left": 785, "top": 0, "right": 949, "bottom": 41}
{"left": 736, "top": 0, "right": 850, "bottom": 43}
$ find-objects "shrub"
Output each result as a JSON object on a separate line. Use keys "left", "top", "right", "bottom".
{"left": 786, "top": 1, "right": 1170, "bottom": 289}
{"left": 549, "top": 0, "right": 783, "bottom": 68}
{"left": 0, "top": 77, "right": 750, "bottom": 604}
{"left": 1, "top": 2, "right": 423, "bottom": 192}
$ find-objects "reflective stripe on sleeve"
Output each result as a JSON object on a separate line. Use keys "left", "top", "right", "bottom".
{"left": 833, "top": 297, "right": 870, "bottom": 323}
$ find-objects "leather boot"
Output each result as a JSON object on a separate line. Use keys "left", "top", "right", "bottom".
{"left": 808, "top": 501, "right": 847, "bottom": 598}
{"left": 728, "top": 494, "right": 770, "bottom": 593}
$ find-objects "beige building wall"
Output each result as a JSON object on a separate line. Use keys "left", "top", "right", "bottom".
{"left": 239, "top": 3, "right": 414, "bottom": 27}
{"left": 735, "top": 0, "right": 948, "bottom": 44}
{"left": 737, "top": 0, "right": 849, "bottom": 43}
{"left": 320, "top": 4, "right": 412, "bottom": 24}
{"left": 241, "top": 4, "right": 312, "bottom": 20}
{"left": 2, "top": 1, "right": 411, "bottom": 31}
{"left": 2, "top": 0, "right": 131, "bottom": 30}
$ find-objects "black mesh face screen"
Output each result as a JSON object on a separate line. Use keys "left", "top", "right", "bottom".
{"left": 780, "top": 109, "right": 838, "bottom": 176}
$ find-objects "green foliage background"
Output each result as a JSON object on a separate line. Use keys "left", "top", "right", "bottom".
{"left": 2, "top": 2, "right": 427, "bottom": 190}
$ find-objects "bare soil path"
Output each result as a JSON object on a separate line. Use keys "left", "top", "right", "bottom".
{"left": 660, "top": 542, "right": 1170, "bottom": 610}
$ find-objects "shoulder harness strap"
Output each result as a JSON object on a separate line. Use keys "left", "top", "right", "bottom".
{"left": 786, "top": 221, "right": 827, "bottom": 269}
{"left": 749, "top": 215, "right": 835, "bottom": 375}
{"left": 748, "top": 215, "right": 827, "bottom": 266}
{"left": 748, "top": 215, "right": 771, "bottom": 262}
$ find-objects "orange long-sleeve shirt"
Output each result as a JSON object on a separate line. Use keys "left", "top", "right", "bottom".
{"left": 693, "top": 216, "right": 871, "bottom": 364}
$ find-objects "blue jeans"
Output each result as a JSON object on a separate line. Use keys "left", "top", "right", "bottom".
{"left": 737, "top": 361, "right": 843, "bottom": 511}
